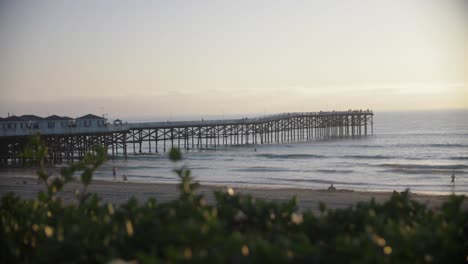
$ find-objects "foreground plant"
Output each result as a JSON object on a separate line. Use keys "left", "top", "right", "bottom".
{"left": 1, "top": 137, "right": 467, "bottom": 263}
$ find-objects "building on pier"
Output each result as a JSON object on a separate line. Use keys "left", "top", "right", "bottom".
{"left": 76, "top": 114, "right": 106, "bottom": 128}
{"left": 0, "top": 114, "right": 121, "bottom": 137}
{"left": 0, "top": 113, "right": 129, "bottom": 166}
{"left": 20, "top": 115, "right": 44, "bottom": 129}
{"left": 1, "top": 115, "right": 30, "bottom": 130}
{"left": 44, "top": 115, "right": 74, "bottom": 129}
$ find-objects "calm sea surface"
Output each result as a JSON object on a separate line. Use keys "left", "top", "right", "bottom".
{"left": 88, "top": 110, "right": 468, "bottom": 195}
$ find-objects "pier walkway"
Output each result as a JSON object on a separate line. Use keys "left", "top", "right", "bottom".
{"left": 0, "top": 110, "right": 373, "bottom": 165}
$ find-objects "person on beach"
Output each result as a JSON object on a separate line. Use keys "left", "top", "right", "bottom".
{"left": 451, "top": 172, "right": 455, "bottom": 186}
{"left": 328, "top": 184, "right": 336, "bottom": 191}
{"left": 112, "top": 166, "right": 117, "bottom": 181}
{"left": 122, "top": 174, "right": 128, "bottom": 182}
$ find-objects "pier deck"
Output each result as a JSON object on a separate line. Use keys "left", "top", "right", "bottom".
{"left": 0, "top": 110, "right": 373, "bottom": 165}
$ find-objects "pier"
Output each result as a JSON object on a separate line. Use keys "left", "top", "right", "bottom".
{"left": 0, "top": 110, "right": 373, "bottom": 165}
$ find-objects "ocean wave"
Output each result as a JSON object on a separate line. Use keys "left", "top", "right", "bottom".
{"left": 395, "top": 143, "right": 468, "bottom": 148}
{"left": 379, "top": 169, "right": 467, "bottom": 175}
{"left": 257, "top": 153, "right": 326, "bottom": 159}
{"left": 120, "top": 165, "right": 165, "bottom": 170}
{"left": 426, "top": 143, "right": 468, "bottom": 148}
{"left": 126, "top": 154, "right": 168, "bottom": 161}
{"left": 188, "top": 166, "right": 211, "bottom": 170}
{"left": 277, "top": 178, "right": 358, "bottom": 186}
{"left": 377, "top": 163, "right": 468, "bottom": 170}
{"left": 232, "top": 166, "right": 301, "bottom": 173}
{"left": 95, "top": 174, "right": 176, "bottom": 180}
{"left": 200, "top": 179, "right": 290, "bottom": 187}
{"left": 448, "top": 157, "right": 468, "bottom": 160}
{"left": 98, "top": 165, "right": 169, "bottom": 173}
{"left": 127, "top": 175, "right": 176, "bottom": 180}
{"left": 343, "top": 155, "right": 394, "bottom": 160}
{"left": 315, "top": 169, "right": 354, "bottom": 174}
{"left": 349, "top": 145, "right": 384, "bottom": 148}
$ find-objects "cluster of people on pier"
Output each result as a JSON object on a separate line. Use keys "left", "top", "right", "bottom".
{"left": 346, "top": 109, "right": 372, "bottom": 113}
{"left": 315, "top": 109, "right": 372, "bottom": 115}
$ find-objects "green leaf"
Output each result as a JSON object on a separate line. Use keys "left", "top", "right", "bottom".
{"left": 169, "top": 148, "right": 182, "bottom": 162}
{"left": 81, "top": 169, "right": 93, "bottom": 186}
{"left": 319, "top": 202, "right": 326, "bottom": 213}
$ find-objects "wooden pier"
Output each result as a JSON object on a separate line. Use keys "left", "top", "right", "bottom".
{"left": 0, "top": 110, "right": 373, "bottom": 166}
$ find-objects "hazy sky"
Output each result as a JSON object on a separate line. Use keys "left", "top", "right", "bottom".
{"left": 0, "top": 0, "right": 467, "bottom": 119}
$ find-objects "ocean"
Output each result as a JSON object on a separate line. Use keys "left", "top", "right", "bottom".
{"left": 88, "top": 110, "right": 468, "bottom": 195}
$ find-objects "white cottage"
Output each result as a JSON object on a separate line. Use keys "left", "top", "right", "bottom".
{"left": 21, "top": 114, "right": 44, "bottom": 129}
{"left": 0, "top": 115, "right": 29, "bottom": 130}
{"left": 44, "top": 115, "right": 74, "bottom": 129}
{"left": 76, "top": 114, "right": 106, "bottom": 128}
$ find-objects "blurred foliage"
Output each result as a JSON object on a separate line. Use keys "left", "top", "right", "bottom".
{"left": 1, "top": 138, "right": 467, "bottom": 263}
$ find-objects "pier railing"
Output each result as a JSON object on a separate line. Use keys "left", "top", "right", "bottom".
{"left": 128, "top": 110, "right": 373, "bottom": 129}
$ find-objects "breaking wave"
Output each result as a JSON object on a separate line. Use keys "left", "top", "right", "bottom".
{"left": 343, "top": 155, "right": 394, "bottom": 160}
{"left": 377, "top": 163, "right": 468, "bottom": 170}
{"left": 257, "top": 154, "right": 327, "bottom": 159}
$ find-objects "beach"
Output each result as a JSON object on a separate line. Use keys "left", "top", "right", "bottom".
{"left": 1, "top": 175, "right": 463, "bottom": 213}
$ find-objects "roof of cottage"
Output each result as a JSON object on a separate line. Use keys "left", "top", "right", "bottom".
{"left": 77, "top": 114, "right": 105, "bottom": 120}
{"left": 2, "top": 115, "right": 26, "bottom": 122}
{"left": 45, "top": 115, "right": 72, "bottom": 121}
{"left": 21, "top": 114, "right": 44, "bottom": 121}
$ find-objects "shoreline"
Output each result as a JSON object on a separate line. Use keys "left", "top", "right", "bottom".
{"left": 1, "top": 167, "right": 465, "bottom": 197}
{"left": 1, "top": 175, "right": 465, "bottom": 213}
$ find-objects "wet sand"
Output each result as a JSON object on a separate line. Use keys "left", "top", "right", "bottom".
{"left": 1, "top": 175, "right": 464, "bottom": 213}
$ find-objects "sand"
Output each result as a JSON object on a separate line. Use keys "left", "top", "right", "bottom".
{"left": 1, "top": 175, "right": 464, "bottom": 213}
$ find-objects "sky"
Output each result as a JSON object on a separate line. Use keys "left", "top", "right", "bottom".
{"left": 0, "top": 0, "right": 467, "bottom": 119}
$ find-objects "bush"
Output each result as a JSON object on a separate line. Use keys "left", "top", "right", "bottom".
{"left": 1, "top": 138, "right": 467, "bottom": 263}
